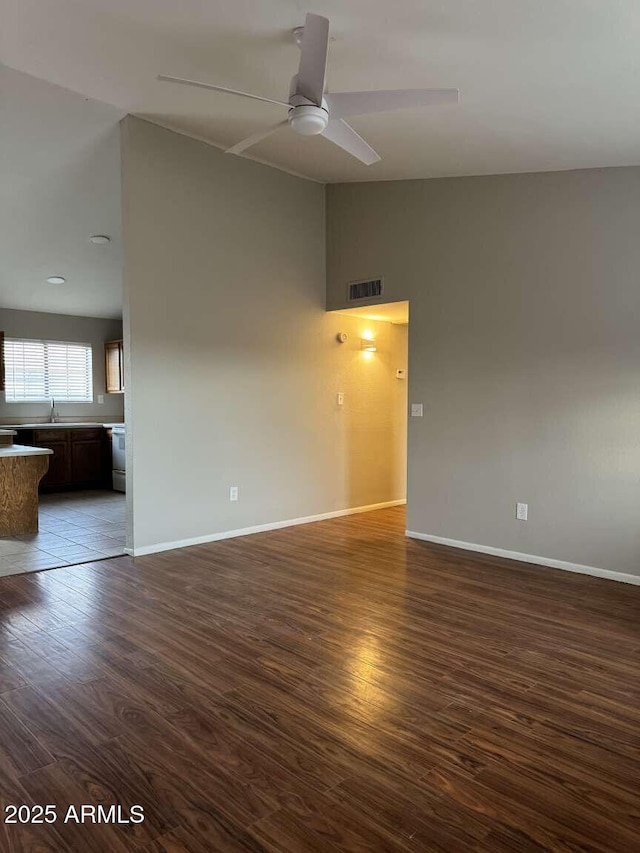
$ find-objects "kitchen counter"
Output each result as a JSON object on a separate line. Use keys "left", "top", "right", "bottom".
{"left": 1, "top": 422, "right": 113, "bottom": 429}
{"left": 2, "top": 426, "right": 124, "bottom": 491}
{"left": 0, "top": 444, "right": 54, "bottom": 458}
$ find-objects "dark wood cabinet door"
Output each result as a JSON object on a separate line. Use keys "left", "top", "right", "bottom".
{"left": 28, "top": 427, "right": 108, "bottom": 491}
{"left": 39, "top": 440, "right": 72, "bottom": 489}
{"left": 70, "top": 439, "right": 104, "bottom": 486}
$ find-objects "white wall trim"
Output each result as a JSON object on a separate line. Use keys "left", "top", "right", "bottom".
{"left": 405, "top": 530, "right": 640, "bottom": 586}
{"left": 129, "top": 499, "right": 406, "bottom": 557}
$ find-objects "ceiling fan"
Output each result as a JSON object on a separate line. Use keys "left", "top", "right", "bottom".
{"left": 158, "top": 13, "right": 459, "bottom": 165}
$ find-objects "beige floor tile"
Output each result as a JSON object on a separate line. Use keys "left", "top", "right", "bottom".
{"left": 2, "top": 491, "right": 126, "bottom": 575}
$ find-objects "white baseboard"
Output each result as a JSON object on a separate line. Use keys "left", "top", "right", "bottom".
{"left": 405, "top": 530, "right": 640, "bottom": 586}
{"left": 130, "top": 499, "right": 406, "bottom": 557}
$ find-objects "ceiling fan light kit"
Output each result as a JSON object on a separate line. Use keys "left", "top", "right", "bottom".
{"left": 288, "top": 104, "right": 329, "bottom": 136}
{"left": 158, "top": 13, "right": 459, "bottom": 166}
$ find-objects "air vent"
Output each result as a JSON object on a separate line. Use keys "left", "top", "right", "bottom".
{"left": 347, "top": 278, "right": 384, "bottom": 302}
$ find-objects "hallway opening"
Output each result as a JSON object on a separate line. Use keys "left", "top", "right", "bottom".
{"left": 329, "top": 300, "right": 409, "bottom": 512}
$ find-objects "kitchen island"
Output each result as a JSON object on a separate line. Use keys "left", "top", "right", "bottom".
{"left": 0, "top": 443, "right": 53, "bottom": 535}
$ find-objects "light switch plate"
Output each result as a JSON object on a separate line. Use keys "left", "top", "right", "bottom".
{"left": 97, "top": 394, "right": 105, "bottom": 405}
{"left": 410, "top": 403, "right": 424, "bottom": 417}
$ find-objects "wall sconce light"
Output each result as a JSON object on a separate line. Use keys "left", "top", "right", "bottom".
{"left": 361, "top": 338, "right": 377, "bottom": 352}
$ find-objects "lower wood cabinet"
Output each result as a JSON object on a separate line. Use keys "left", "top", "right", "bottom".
{"left": 40, "top": 437, "right": 72, "bottom": 489}
{"left": 69, "top": 432, "right": 106, "bottom": 488}
{"left": 17, "top": 428, "right": 110, "bottom": 491}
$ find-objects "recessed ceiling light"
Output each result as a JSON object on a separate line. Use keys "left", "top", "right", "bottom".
{"left": 46, "top": 276, "right": 66, "bottom": 285}
{"left": 89, "top": 234, "right": 111, "bottom": 244}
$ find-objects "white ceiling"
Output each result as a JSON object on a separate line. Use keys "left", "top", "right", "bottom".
{"left": 0, "top": 65, "right": 124, "bottom": 318}
{"left": 333, "top": 301, "right": 409, "bottom": 325}
{"left": 2, "top": 0, "right": 640, "bottom": 183}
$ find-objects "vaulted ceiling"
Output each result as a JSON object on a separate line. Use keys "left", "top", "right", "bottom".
{"left": 0, "top": 66, "right": 124, "bottom": 318}
{"left": 2, "top": 1, "right": 639, "bottom": 317}
{"left": 2, "top": 0, "right": 640, "bottom": 183}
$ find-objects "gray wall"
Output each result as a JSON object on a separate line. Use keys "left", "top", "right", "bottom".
{"left": 0, "top": 307, "right": 124, "bottom": 424}
{"left": 121, "top": 117, "right": 406, "bottom": 553}
{"left": 327, "top": 167, "right": 640, "bottom": 576}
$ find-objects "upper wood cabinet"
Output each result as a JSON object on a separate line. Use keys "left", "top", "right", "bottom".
{"left": 0, "top": 330, "right": 5, "bottom": 392}
{"left": 105, "top": 339, "right": 124, "bottom": 394}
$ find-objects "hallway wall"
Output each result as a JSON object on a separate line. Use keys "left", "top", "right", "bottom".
{"left": 327, "top": 167, "right": 640, "bottom": 578}
{"left": 121, "top": 117, "right": 405, "bottom": 554}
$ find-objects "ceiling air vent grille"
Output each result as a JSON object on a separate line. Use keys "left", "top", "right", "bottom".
{"left": 347, "top": 278, "right": 384, "bottom": 302}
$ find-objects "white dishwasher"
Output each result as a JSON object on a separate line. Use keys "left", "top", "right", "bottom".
{"left": 111, "top": 426, "right": 126, "bottom": 493}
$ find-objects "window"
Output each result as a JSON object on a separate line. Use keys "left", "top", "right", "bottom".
{"left": 3, "top": 338, "right": 93, "bottom": 403}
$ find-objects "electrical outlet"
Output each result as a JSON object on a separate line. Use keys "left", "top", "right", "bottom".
{"left": 410, "top": 403, "right": 424, "bottom": 417}
{"left": 229, "top": 486, "right": 238, "bottom": 502}
{"left": 97, "top": 394, "right": 105, "bottom": 405}
{"left": 516, "top": 502, "right": 528, "bottom": 521}
{"left": 337, "top": 392, "right": 344, "bottom": 406}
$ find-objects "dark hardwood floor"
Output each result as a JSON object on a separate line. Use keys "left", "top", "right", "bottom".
{"left": 0, "top": 506, "right": 639, "bottom": 852}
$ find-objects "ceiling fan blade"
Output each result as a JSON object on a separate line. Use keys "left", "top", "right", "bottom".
{"left": 157, "top": 75, "right": 290, "bottom": 108}
{"left": 325, "top": 88, "right": 459, "bottom": 118}
{"left": 322, "top": 119, "right": 380, "bottom": 166}
{"left": 225, "top": 120, "right": 289, "bottom": 156}
{"left": 296, "top": 13, "right": 329, "bottom": 106}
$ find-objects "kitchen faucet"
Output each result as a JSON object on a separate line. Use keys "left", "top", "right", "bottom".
{"left": 49, "top": 397, "right": 56, "bottom": 423}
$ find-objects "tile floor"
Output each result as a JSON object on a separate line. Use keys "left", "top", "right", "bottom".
{"left": 0, "top": 490, "right": 126, "bottom": 577}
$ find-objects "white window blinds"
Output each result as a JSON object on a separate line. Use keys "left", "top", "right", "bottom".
{"left": 3, "top": 338, "right": 93, "bottom": 403}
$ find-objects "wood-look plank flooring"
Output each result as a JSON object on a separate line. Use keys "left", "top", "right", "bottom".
{"left": 0, "top": 506, "right": 639, "bottom": 852}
